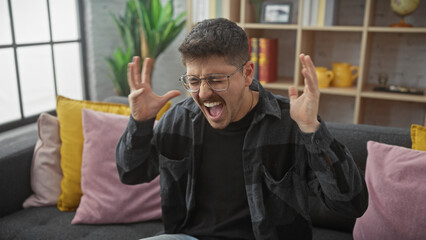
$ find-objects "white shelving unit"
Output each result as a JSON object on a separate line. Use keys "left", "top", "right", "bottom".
{"left": 186, "top": 0, "right": 426, "bottom": 127}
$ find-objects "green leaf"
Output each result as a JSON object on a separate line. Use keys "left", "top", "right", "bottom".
{"left": 153, "top": 32, "right": 161, "bottom": 56}
{"left": 127, "top": 0, "right": 136, "bottom": 15}
{"left": 151, "top": 0, "right": 161, "bottom": 28}
{"left": 158, "top": 0, "right": 172, "bottom": 28}
{"left": 123, "top": 25, "right": 134, "bottom": 53}
{"left": 134, "top": 0, "right": 144, "bottom": 24}
{"left": 140, "top": 3, "right": 152, "bottom": 34}
{"left": 106, "top": 46, "right": 134, "bottom": 96}
{"left": 106, "top": 58, "right": 124, "bottom": 95}
{"left": 111, "top": 14, "right": 126, "bottom": 45}
{"left": 174, "top": 11, "right": 186, "bottom": 24}
{"left": 161, "top": 21, "right": 174, "bottom": 42}
{"left": 166, "top": 19, "right": 186, "bottom": 43}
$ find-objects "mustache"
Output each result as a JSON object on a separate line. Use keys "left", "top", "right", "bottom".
{"left": 200, "top": 96, "right": 224, "bottom": 104}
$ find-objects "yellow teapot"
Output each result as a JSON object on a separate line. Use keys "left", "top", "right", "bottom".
{"left": 315, "top": 67, "right": 334, "bottom": 88}
{"left": 332, "top": 62, "right": 359, "bottom": 87}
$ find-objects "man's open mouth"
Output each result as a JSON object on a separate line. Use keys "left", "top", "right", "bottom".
{"left": 204, "top": 101, "right": 224, "bottom": 120}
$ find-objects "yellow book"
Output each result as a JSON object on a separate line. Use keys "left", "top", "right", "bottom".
{"left": 209, "top": 0, "right": 217, "bottom": 18}
{"left": 317, "top": 0, "right": 326, "bottom": 27}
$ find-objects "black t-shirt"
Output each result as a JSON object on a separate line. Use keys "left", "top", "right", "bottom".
{"left": 182, "top": 106, "right": 258, "bottom": 240}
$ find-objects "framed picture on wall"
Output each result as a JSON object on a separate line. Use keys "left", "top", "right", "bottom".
{"left": 260, "top": 1, "right": 292, "bottom": 24}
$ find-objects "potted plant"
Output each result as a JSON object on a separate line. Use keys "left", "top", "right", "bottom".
{"left": 106, "top": 0, "right": 186, "bottom": 96}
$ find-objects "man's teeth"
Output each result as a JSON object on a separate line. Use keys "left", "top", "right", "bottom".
{"left": 204, "top": 102, "right": 221, "bottom": 108}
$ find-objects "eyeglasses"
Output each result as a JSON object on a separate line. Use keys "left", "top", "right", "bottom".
{"left": 179, "top": 63, "right": 246, "bottom": 92}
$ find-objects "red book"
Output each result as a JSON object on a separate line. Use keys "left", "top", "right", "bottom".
{"left": 258, "top": 38, "right": 278, "bottom": 83}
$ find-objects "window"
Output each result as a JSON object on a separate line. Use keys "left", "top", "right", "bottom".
{"left": 0, "top": 0, "right": 87, "bottom": 132}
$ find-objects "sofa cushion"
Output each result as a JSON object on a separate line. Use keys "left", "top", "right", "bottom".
{"left": 411, "top": 124, "right": 426, "bottom": 151}
{"left": 72, "top": 109, "right": 161, "bottom": 224}
{"left": 0, "top": 207, "right": 163, "bottom": 240}
{"left": 56, "top": 95, "right": 131, "bottom": 211}
{"left": 353, "top": 141, "right": 426, "bottom": 240}
{"left": 23, "top": 113, "right": 62, "bottom": 208}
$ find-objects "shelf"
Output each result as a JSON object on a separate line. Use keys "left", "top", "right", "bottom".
{"left": 262, "top": 80, "right": 357, "bottom": 97}
{"left": 368, "top": 27, "right": 426, "bottom": 33}
{"left": 318, "top": 86, "right": 357, "bottom": 97}
{"left": 302, "top": 26, "right": 364, "bottom": 32}
{"left": 243, "top": 23, "right": 298, "bottom": 30}
{"left": 361, "top": 85, "right": 426, "bottom": 103}
{"left": 260, "top": 77, "right": 294, "bottom": 90}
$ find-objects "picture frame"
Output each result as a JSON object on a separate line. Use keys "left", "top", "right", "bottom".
{"left": 260, "top": 1, "right": 292, "bottom": 24}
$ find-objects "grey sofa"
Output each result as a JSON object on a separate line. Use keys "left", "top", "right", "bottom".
{"left": 0, "top": 98, "right": 411, "bottom": 239}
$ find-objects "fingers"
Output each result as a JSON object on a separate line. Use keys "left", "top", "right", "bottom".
{"left": 163, "top": 90, "right": 181, "bottom": 102}
{"left": 300, "top": 54, "right": 319, "bottom": 92}
{"left": 288, "top": 86, "right": 298, "bottom": 103}
{"left": 300, "top": 54, "right": 313, "bottom": 81}
{"left": 127, "top": 63, "right": 136, "bottom": 91}
{"left": 141, "top": 58, "right": 152, "bottom": 85}
{"left": 133, "top": 56, "right": 141, "bottom": 86}
{"left": 128, "top": 56, "right": 141, "bottom": 91}
{"left": 128, "top": 56, "right": 155, "bottom": 93}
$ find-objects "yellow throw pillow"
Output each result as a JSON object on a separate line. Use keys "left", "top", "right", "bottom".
{"left": 56, "top": 95, "right": 172, "bottom": 211}
{"left": 411, "top": 124, "right": 426, "bottom": 151}
{"left": 156, "top": 100, "right": 171, "bottom": 120}
{"left": 56, "top": 96, "right": 130, "bottom": 211}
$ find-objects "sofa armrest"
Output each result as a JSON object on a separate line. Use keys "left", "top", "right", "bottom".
{"left": 0, "top": 123, "right": 37, "bottom": 217}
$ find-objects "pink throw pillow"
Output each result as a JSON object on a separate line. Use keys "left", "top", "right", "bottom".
{"left": 23, "top": 113, "right": 62, "bottom": 208}
{"left": 72, "top": 108, "right": 161, "bottom": 224}
{"left": 353, "top": 141, "right": 426, "bottom": 240}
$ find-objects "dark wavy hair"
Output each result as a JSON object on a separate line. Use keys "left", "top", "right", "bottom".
{"left": 178, "top": 18, "right": 250, "bottom": 68}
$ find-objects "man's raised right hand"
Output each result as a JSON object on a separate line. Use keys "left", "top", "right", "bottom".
{"left": 127, "top": 56, "right": 181, "bottom": 121}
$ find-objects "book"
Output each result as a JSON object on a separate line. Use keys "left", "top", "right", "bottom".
{"left": 310, "top": 0, "right": 319, "bottom": 26}
{"left": 324, "top": 0, "right": 338, "bottom": 26}
{"left": 192, "top": 0, "right": 209, "bottom": 23}
{"left": 302, "top": 0, "right": 312, "bottom": 26}
{"left": 216, "top": 0, "right": 222, "bottom": 18}
{"left": 250, "top": 38, "right": 259, "bottom": 81}
{"left": 317, "top": 0, "right": 326, "bottom": 27}
{"left": 258, "top": 38, "right": 278, "bottom": 84}
{"left": 209, "top": 0, "right": 217, "bottom": 19}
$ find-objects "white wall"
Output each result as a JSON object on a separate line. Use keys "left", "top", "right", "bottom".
{"left": 84, "top": 0, "right": 187, "bottom": 103}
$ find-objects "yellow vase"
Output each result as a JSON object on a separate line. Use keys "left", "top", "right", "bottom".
{"left": 315, "top": 67, "right": 334, "bottom": 88}
{"left": 332, "top": 63, "right": 359, "bottom": 87}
